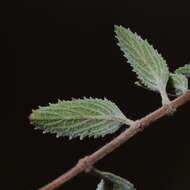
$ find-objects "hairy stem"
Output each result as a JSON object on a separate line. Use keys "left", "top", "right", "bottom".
{"left": 39, "top": 90, "right": 190, "bottom": 190}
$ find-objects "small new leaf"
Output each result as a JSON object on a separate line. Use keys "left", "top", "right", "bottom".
{"left": 115, "top": 25, "right": 170, "bottom": 105}
{"left": 167, "top": 73, "right": 188, "bottom": 96}
{"left": 96, "top": 171, "right": 136, "bottom": 190}
{"left": 29, "top": 98, "right": 132, "bottom": 140}
{"left": 175, "top": 64, "right": 190, "bottom": 77}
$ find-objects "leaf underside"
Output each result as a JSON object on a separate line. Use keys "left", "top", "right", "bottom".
{"left": 175, "top": 64, "right": 190, "bottom": 77}
{"left": 96, "top": 172, "right": 136, "bottom": 190}
{"left": 167, "top": 73, "right": 188, "bottom": 96}
{"left": 29, "top": 98, "right": 132, "bottom": 140}
{"left": 115, "top": 25, "right": 170, "bottom": 105}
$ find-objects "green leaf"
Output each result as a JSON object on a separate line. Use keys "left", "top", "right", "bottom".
{"left": 175, "top": 64, "right": 190, "bottom": 77}
{"left": 29, "top": 98, "right": 133, "bottom": 140}
{"left": 134, "top": 81, "right": 157, "bottom": 92}
{"left": 167, "top": 73, "right": 188, "bottom": 96}
{"left": 115, "top": 25, "right": 170, "bottom": 105}
{"left": 97, "top": 180, "right": 112, "bottom": 190}
{"left": 96, "top": 171, "right": 136, "bottom": 190}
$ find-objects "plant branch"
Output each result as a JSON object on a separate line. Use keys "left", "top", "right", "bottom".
{"left": 39, "top": 90, "right": 190, "bottom": 190}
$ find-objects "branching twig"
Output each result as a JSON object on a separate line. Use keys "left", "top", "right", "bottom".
{"left": 39, "top": 90, "right": 190, "bottom": 190}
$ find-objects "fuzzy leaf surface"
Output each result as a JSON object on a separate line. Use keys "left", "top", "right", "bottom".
{"left": 115, "top": 25, "right": 170, "bottom": 104}
{"left": 96, "top": 171, "right": 136, "bottom": 190}
{"left": 167, "top": 73, "right": 188, "bottom": 96}
{"left": 175, "top": 64, "right": 190, "bottom": 77}
{"left": 29, "top": 98, "right": 132, "bottom": 139}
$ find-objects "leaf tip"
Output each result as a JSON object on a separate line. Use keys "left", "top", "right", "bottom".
{"left": 114, "top": 24, "right": 119, "bottom": 30}
{"left": 29, "top": 111, "right": 35, "bottom": 123}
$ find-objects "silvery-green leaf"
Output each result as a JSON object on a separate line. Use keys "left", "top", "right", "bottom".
{"left": 175, "top": 64, "right": 190, "bottom": 77}
{"left": 115, "top": 25, "right": 170, "bottom": 105}
{"left": 96, "top": 171, "right": 136, "bottom": 190}
{"left": 135, "top": 81, "right": 157, "bottom": 92}
{"left": 97, "top": 180, "right": 112, "bottom": 190}
{"left": 29, "top": 98, "right": 133, "bottom": 140}
{"left": 167, "top": 73, "right": 188, "bottom": 96}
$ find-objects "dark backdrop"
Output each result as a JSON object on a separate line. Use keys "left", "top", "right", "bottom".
{"left": 4, "top": 1, "right": 190, "bottom": 189}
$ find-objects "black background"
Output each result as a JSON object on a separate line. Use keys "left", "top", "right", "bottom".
{"left": 4, "top": 1, "right": 190, "bottom": 189}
